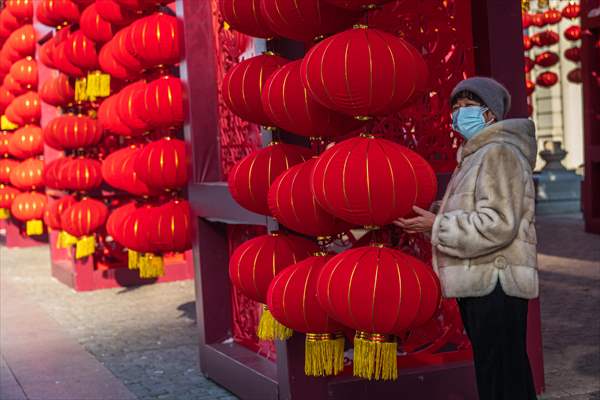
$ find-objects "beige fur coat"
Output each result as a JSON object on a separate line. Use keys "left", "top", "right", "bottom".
{"left": 431, "top": 119, "right": 539, "bottom": 299}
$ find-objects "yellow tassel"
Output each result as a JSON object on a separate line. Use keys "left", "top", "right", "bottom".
{"left": 75, "top": 235, "right": 96, "bottom": 259}
{"left": 257, "top": 306, "right": 293, "bottom": 341}
{"left": 59, "top": 231, "right": 78, "bottom": 248}
{"left": 26, "top": 219, "right": 44, "bottom": 236}
{"left": 139, "top": 253, "right": 164, "bottom": 278}
{"left": 304, "top": 333, "right": 345, "bottom": 377}
{"left": 353, "top": 331, "right": 398, "bottom": 381}
{"left": 128, "top": 250, "right": 140, "bottom": 270}
{"left": 0, "top": 208, "right": 9, "bottom": 219}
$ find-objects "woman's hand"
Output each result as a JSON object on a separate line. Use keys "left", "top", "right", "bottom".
{"left": 393, "top": 206, "right": 436, "bottom": 234}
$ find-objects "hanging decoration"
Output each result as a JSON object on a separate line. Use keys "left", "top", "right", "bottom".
{"left": 61, "top": 198, "right": 109, "bottom": 258}
{"left": 219, "top": 0, "right": 275, "bottom": 38}
{"left": 10, "top": 191, "right": 47, "bottom": 235}
{"left": 536, "top": 71, "right": 559, "bottom": 87}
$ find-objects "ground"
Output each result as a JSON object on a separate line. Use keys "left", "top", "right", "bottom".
{"left": 0, "top": 215, "right": 599, "bottom": 400}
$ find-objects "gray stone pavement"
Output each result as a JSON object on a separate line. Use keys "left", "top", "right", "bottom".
{"left": 0, "top": 214, "right": 598, "bottom": 400}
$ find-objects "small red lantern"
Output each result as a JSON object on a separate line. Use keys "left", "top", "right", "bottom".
{"left": 536, "top": 71, "right": 559, "bottom": 87}
{"left": 222, "top": 53, "right": 289, "bottom": 126}
{"left": 260, "top": 0, "right": 357, "bottom": 42}
{"left": 10, "top": 125, "right": 43, "bottom": 158}
{"left": 10, "top": 158, "right": 44, "bottom": 190}
{"left": 97, "top": 95, "right": 136, "bottom": 137}
{"left": 95, "top": 0, "right": 136, "bottom": 26}
{"left": 9, "top": 91, "right": 40, "bottom": 124}
{"left": 147, "top": 199, "right": 192, "bottom": 253}
{"left": 0, "top": 9, "right": 20, "bottom": 34}
{"left": 0, "top": 86, "right": 16, "bottom": 112}
{"left": 46, "top": 114, "right": 102, "bottom": 150}
{"left": 543, "top": 8, "right": 562, "bottom": 25}
{"left": 101, "top": 145, "right": 156, "bottom": 196}
{"left": 0, "top": 184, "right": 20, "bottom": 209}
{"left": 567, "top": 68, "right": 582, "bottom": 84}
{"left": 143, "top": 76, "right": 184, "bottom": 129}
{"left": 301, "top": 26, "right": 427, "bottom": 118}
{"left": 268, "top": 158, "right": 354, "bottom": 237}
{"left": 533, "top": 30, "right": 560, "bottom": 47}
{"left": 80, "top": 3, "right": 114, "bottom": 43}
{"left": 530, "top": 12, "right": 546, "bottom": 27}
{"left": 219, "top": 0, "right": 275, "bottom": 38}
{"left": 526, "top": 79, "right": 536, "bottom": 96}
{"left": 111, "top": 27, "right": 144, "bottom": 72}
{"left": 128, "top": 13, "right": 183, "bottom": 69}
{"left": 228, "top": 143, "right": 312, "bottom": 216}
{"left": 65, "top": 31, "right": 100, "bottom": 72}
{"left": 10, "top": 191, "right": 46, "bottom": 222}
{"left": 53, "top": 38, "right": 85, "bottom": 77}
{"left": 524, "top": 56, "right": 535, "bottom": 73}
{"left": 535, "top": 51, "right": 559, "bottom": 67}
{"left": 39, "top": 73, "right": 75, "bottom": 107}
{"left": 134, "top": 138, "right": 188, "bottom": 191}
{"left": 0, "top": 132, "right": 12, "bottom": 156}
{"left": 523, "top": 35, "right": 532, "bottom": 51}
{"left": 564, "top": 25, "right": 582, "bottom": 41}
{"left": 106, "top": 201, "right": 135, "bottom": 243}
{"left": 8, "top": 24, "right": 36, "bottom": 57}
{"left": 39, "top": 37, "right": 57, "bottom": 69}
{"left": 61, "top": 198, "right": 108, "bottom": 238}
{"left": 522, "top": 13, "right": 531, "bottom": 29}
{"left": 36, "top": 0, "right": 80, "bottom": 28}
{"left": 43, "top": 157, "right": 70, "bottom": 190}
{"left": 43, "top": 194, "right": 76, "bottom": 229}
{"left": 564, "top": 47, "right": 581, "bottom": 62}
{"left": 5, "top": 0, "right": 34, "bottom": 21}
{"left": 57, "top": 157, "right": 103, "bottom": 192}
{"left": 4, "top": 74, "right": 27, "bottom": 96}
{"left": 311, "top": 136, "right": 437, "bottom": 227}
{"left": 562, "top": 3, "right": 580, "bottom": 19}
{"left": 0, "top": 158, "right": 19, "bottom": 183}
{"left": 115, "top": 80, "right": 149, "bottom": 134}
{"left": 261, "top": 60, "right": 362, "bottom": 138}
{"left": 322, "top": 0, "right": 389, "bottom": 10}
{"left": 9, "top": 57, "right": 37, "bottom": 89}
{"left": 98, "top": 41, "right": 138, "bottom": 81}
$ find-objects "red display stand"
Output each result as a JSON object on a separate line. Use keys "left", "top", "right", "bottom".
{"left": 0, "top": 218, "right": 48, "bottom": 248}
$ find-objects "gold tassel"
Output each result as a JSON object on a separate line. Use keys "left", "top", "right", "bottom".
{"left": 25, "top": 219, "right": 44, "bottom": 236}
{"left": 353, "top": 331, "right": 398, "bottom": 381}
{"left": 128, "top": 250, "right": 140, "bottom": 270}
{"left": 257, "top": 306, "right": 293, "bottom": 341}
{"left": 139, "top": 253, "right": 164, "bottom": 278}
{"left": 304, "top": 333, "right": 345, "bottom": 377}
{"left": 0, "top": 208, "right": 9, "bottom": 219}
{"left": 75, "top": 235, "right": 96, "bottom": 259}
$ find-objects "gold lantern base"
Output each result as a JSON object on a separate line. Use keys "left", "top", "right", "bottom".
{"left": 305, "top": 332, "right": 345, "bottom": 377}
{"left": 257, "top": 305, "right": 293, "bottom": 341}
{"left": 353, "top": 331, "right": 398, "bottom": 381}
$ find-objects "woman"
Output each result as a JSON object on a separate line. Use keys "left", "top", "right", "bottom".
{"left": 395, "top": 77, "right": 538, "bottom": 400}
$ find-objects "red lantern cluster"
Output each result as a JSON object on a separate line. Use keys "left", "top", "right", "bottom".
{"left": 43, "top": 114, "right": 102, "bottom": 151}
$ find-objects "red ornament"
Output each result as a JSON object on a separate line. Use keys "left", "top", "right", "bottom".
{"left": 567, "top": 68, "right": 582, "bottom": 84}
{"left": 562, "top": 3, "right": 580, "bottom": 19}
{"left": 229, "top": 232, "right": 318, "bottom": 304}
{"left": 260, "top": 0, "right": 357, "bottom": 42}
{"left": 95, "top": 0, "right": 136, "bottom": 26}
{"left": 532, "top": 30, "right": 559, "bottom": 47}
{"left": 8, "top": 25, "right": 36, "bottom": 57}
{"left": 9, "top": 57, "right": 37, "bottom": 89}
{"left": 61, "top": 198, "right": 108, "bottom": 238}
{"left": 219, "top": 0, "right": 275, "bottom": 39}
{"left": 44, "top": 114, "right": 102, "bottom": 150}
{"left": 98, "top": 41, "right": 138, "bottom": 81}
{"left": 36, "top": 0, "right": 80, "bottom": 28}
{"left": 543, "top": 8, "right": 562, "bottom": 25}
{"left": 43, "top": 195, "right": 76, "bottom": 229}
{"left": 311, "top": 136, "right": 437, "bottom": 227}
{"left": 101, "top": 145, "right": 156, "bottom": 196}
{"left": 115, "top": 80, "right": 149, "bottom": 134}
{"left": 135, "top": 138, "right": 188, "bottom": 191}
{"left": 39, "top": 73, "right": 75, "bottom": 107}
{"left": 10, "top": 191, "right": 46, "bottom": 222}
{"left": 261, "top": 60, "right": 362, "bottom": 138}
{"left": 10, "top": 158, "right": 44, "bottom": 190}
{"left": 524, "top": 56, "right": 535, "bottom": 73}
{"left": 10, "top": 125, "right": 43, "bottom": 158}
{"left": 5, "top": 0, "right": 34, "bottom": 21}
{"left": 523, "top": 35, "right": 533, "bottom": 51}
{"left": 322, "top": 0, "right": 389, "bottom": 10}
{"left": 80, "top": 3, "right": 114, "bottom": 43}
{"left": 106, "top": 201, "right": 135, "bottom": 243}
{"left": 268, "top": 158, "right": 354, "bottom": 237}
{"left": 535, "top": 51, "right": 559, "bottom": 67}
{"left": 0, "top": 184, "right": 20, "bottom": 209}
{"left": 222, "top": 53, "right": 289, "bottom": 126}
{"left": 128, "top": 13, "right": 183, "bottom": 69}
{"left": 564, "top": 47, "right": 581, "bottom": 62}
{"left": 301, "top": 27, "right": 427, "bottom": 118}
{"left": 564, "top": 25, "right": 582, "bottom": 41}
{"left": 111, "top": 27, "right": 144, "bottom": 73}
{"left": 0, "top": 158, "right": 19, "bottom": 183}
{"left": 97, "top": 95, "right": 136, "bottom": 137}
{"left": 536, "top": 71, "right": 558, "bottom": 87}
{"left": 119, "top": 204, "right": 155, "bottom": 252}
{"left": 228, "top": 143, "right": 312, "bottom": 215}
{"left": 4, "top": 74, "right": 27, "bottom": 96}
{"left": 57, "top": 157, "right": 103, "bottom": 191}
{"left": 147, "top": 199, "right": 192, "bottom": 253}
{"left": 53, "top": 39, "right": 85, "bottom": 77}
{"left": 64, "top": 31, "right": 100, "bottom": 71}
{"left": 526, "top": 79, "right": 536, "bottom": 96}
{"left": 43, "top": 157, "right": 70, "bottom": 189}
{"left": 143, "top": 76, "right": 184, "bottom": 129}
{"left": 530, "top": 12, "right": 546, "bottom": 27}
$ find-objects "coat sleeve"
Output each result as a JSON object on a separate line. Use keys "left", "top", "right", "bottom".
{"left": 432, "top": 144, "right": 527, "bottom": 259}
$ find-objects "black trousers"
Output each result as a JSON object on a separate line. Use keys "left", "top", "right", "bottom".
{"left": 457, "top": 283, "right": 537, "bottom": 400}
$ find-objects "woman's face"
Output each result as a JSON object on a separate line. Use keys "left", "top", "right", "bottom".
{"left": 452, "top": 97, "right": 496, "bottom": 124}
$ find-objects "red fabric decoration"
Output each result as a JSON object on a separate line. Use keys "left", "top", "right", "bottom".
{"left": 95, "top": 0, "right": 135, "bottom": 26}
{"left": 115, "top": 80, "right": 149, "bottom": 134}
{"left": 147, "top": 199, "right": 192, "bottom": 253}
{"left": 229, "top": 232, "right": 318, "bottom": 304}
{"left": 80, "top": 3, "right": 114, "bottom": 43}
{"left": 524, "top": 57, "right": 535, "bottom": 73}
{"left": 564, "top": 25, "right": 581, "bottom": 41}
{"left": 43, "top": 158, "right": 70, "bottom": 189}
{"left": 134, "top": 138, "right": 188, "bottom": 191}
{"left": 10, "top": 125, "right": 43, "bottom": 158}
{"left": 9, "top": 57, "right": 37, "bottom": 89}
{"left": 567, "top": 68, "right": 582, "bottom": 84}
{"left": 8, "top": 25, "right": 36, "bottom": 57}
{"left": 128, "top": 13, "right": 183, "bottom": 69}
{"left": 311, "top": 136, "right": 437, "bottom": 227}
{"left": 43, "top": 194, "right": 76, "bottom": 229}
{"left": 526, "top": 79, "right": 536, "bottom": 96}
{"left": 10, "top": 158, "right": 44, "bottom": 190}
{"left": 56, "top": 157, "right": 103, "bottom": 191}
{"left": 10, "top": 191, "right": 46, "bottom": 221}
{"left": 39, "top": 37, "right": 57, "bottom": 69}
{"left": 106, "top": 201, "right": 135, "bottom": 242}
{"left": 36, "top": 0, "right": 80, "bottom": 28}
{"left": 268, "top": 158, "right": 353, "bottom": 237}
{"left": 261, "top": 60, "right": 362, "bottom": 138}
{"left": 143, "top": 75, "right": 184, "bottom": 129}
{"left": 301, "top": 27, "right": 427, "bottom": 118}
{"left": 101, "top": 145, "right": 156, "bottom": 196}
{"left": 322, "top": 0, "right": 389, "bottom": 10}
{"left": 221, "top": 53, "right": 289, "bottom": 126}
{"left": 564, "top": 47, "right": 581, "bottom": 62}
{"left": 562, "top": 3, "right": 580, "bottom": 19}
{"left": 0, "top": 184, "right": 20, "bottom": 209}
{"left": 44, "top": 114, "right": 102, "bottom": 151}
{"left": 535, "top": 51, "right": 559, "bottom": 68}
{"left": 260, "top": 0, "right": 357, "bottom": 42}
{"left": 61, "top": 198, "right": 108, "bottom": 238}
{"left": 228, "top": 143, "right": 312, "bottom": 216}
{"left": 5, "top": 0, "right": 34, "bottom": 21}
{"left": 542, "top": 8, "right": 561, "bottom": 25}
{"left": 219, "top": 0, "right": 275, "bottom": 39}
{"left": 0, "top": 158, "right": 19, "bottom": 183}
{"left": 536, "top": 71, "right": 558, "bottom": 87}
{"left": 65, "top": 31, "right": 100, "bottom": 71}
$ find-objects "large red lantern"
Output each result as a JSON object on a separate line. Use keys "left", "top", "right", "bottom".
{"left": 311, "top": 136, "right": 437, "bottom": 227}
{"left": 43, "top": 194, "right": 76, "bottom": 229}
{"left": 543, "top": 8, "right": 562, "bottom": 25}
{"left": 535, "top": 51, "right": 559, "bottom": 67}
{"left": 536, "top": 71, "right": 558, "bottom": 87}
{"left": 9, "top": 57, "right": 37, "bottom": 89}
{"left": 229, "top": 232, "right": 318, "bottom": 339}
{"left": 98, "top": 41, "right": 137, "bottom": 81}
{"left": 10, "top": 125, "right": 43, "bottom": 158}
{"left": 261, "top": 60, "right": 362, "bottom": 138}
{"left": 322, "top": 0, "right": 389, "bottom": 9}
{"left": 111, "top": 27, "right": 143, "bottom": 71}
{"left": 316, "top": 245, "right": 441, "bottom": 380}
{"left": 36, "top": 0, "right": 80, "bottom": 28}
{"left": 147, "top": 199, "right": 192, "bottom": 253}
{"left": 0, "top": 158, "right": 19, "bottom": 183}
{"left": 221, "top": 53, "right": 289, "bottom": 126}
{"left": 57, "top": 157, "right": 103, "bottom": 191}
{"left": 4, "top": 74, "right": 27, "bottom": 96}
{"left": 101, "top": 145, "right": 156, "bottom": 196}
{"left": 106, "top": 201, "right": 135, "bottom": 243}
{"left": 65, "top": 31, "right": 100, "bottom": 71}
{"left": 135, "top": 138, "right": 188, "bottom": 191}
{"left": 567, "top": 68, "right": 582, "bottom": 84}
{"left": 8, "top": 91, "right": 40, "bottom": 124}
{"left": 39, "top": 73, "right": 75, "bottom": 107}
{"left": 267, "top": 254, "right": 346, "bottom": 377}
{"left": 564, "top": 47, "right": 581, "bottom": 62}
{"left": 61, "top": 198, "right": 108, "bottom": 238}
{"left": 268, "top": 158, "right": 353, "bottom": 237}
{"left": 43, "top": 157, "right": 70, "bottom": 189}
{"left": 260, "top": 0, "right": 357, "bottom": 42}
{"left": 564, "top": 25, "right": 582, "bottom": 41}
{"left": 10, "top": 191, "right": 46, "bottom": 222}
{"left": 115, "top": 80, "right": 149, "bottom": 134}
{"left": 128, "top": 13, "right": 182, "bottom": 69}
{"left": 97, "top": 95, "right": 136, "bottom": 137}
{"left": 219, "top": 0, "right": 275, "bottom": 38}
{"left": 301, "top": 26, "right": 426, "bottom": 118}
{"left": 53, "top": 38, "right": 85, "bottom": 77}
{"left": 0, "top": 184, "right": 20, "bottom": 209}
{"left": 8, "top": 25, "right": 36, "bottom": 57}
{"left": 80, "top": 3, "right": 114, "bottom": 43}
{"left": 10, "top": 157, "right": 44, "bottom": 190}
{"left": 95, "top": 0, "right": 136, "bottom": 26}
{"left": 228, "top": 143, "right": 312, "bottom": 215}
{"left": 562, "top": 2, "right": 580, "bottom": 19}
{"left": 119, "top": 204, "right": 155, "bottom": 253}
{"left": 143, "top": 76, "right": 185, "bottom": 129}
{"left": 5, "top": 0, "right": 34, "bottom": 21}
{"left": 45, "top": 114, "right": 102, "bottom": 150}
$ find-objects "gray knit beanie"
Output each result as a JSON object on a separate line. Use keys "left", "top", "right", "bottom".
{"left": 450, "top": 77, "right": 511, "bottom": 121}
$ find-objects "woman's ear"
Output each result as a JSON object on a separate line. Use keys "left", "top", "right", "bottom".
{"left": 484, "top": 109, "right": 496, "bottom": 123}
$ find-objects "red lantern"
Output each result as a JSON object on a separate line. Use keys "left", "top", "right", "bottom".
{"left": 536, "top": 71, "right": 558, "bottom": 87}
{"left": 530, "top": 12, "right": 545, "bottom": 27}
{"left": 106, "top": 201, "right": 135, "bottom": 242}
{"left": 0, "top": 158, "right": 19, "bottom": 183}
{"left": 65, "top": 31, "right": 100, "bottom": 71}
{"left": 543, "top": 8, "right": 562, "bottom": 25}
{"left": 268, "top": 158, "right": 353, "bottom": 237}
{"left": 39, "top": 37, "right": 57, "bottom": 69}
{"left": 43, "top": 194, "right": 76, "bottom": 229}
{"left": 564, "top": 46, "right": 581, "bottom": 62}
{"left": 8, "top": 24, "right": 36, "bottom": 57}
{"left": 36, "top": 0, "right": 80, "bottom": 28}
{"left": 143, "top": 75, "right": 184, "bottom": 129}
{"left": 101, "top": 145, "right": 156, "bottom": 196}
{"left": 61, "top": 198, "right": 108, "bottom": 238}
{"left": 222, "top": 53, "right": 289, "bottom": 126}
{"left": 311, "top": 136, "right": 437, "bottom": 227}
{"left": 119, "top": 204, "right": 156, "bottom": 253}
{"left": 524, "top": 56, "right": 535, "bottom": 73}
{"left": 219, "top": 0, "right": 275, "bottom": 38}
{"left": 526, "top": 79, "right": 536, "bottom": 96}
{"left": 57, "top": 157, "right": 103, "bottom": 191}
{"left": 128, "top": 13, "right": 183, "bottom": 69}
{"left": 53, "top": 38, "right": 85, "bottom": 77}
{"left": 521, "top": 13, "right": 531, "bottom": 29}
{"left": 95, "top": 0, "right": 136, "bottom": 26}
{"left": 322, "top": 0, "right": 389, "bottom": 10}
{"left": 80, "top": 3, "right": 114, "bottom": 43}
{"left": 111, "top": 27, "right": 144, "bottom": 73}
{"left": 134, "top": 138, "right": 188, "bottom": 191}
{"left": 10, "top": 125, "right": 43, "bottom": 158}
{"left": 4, "top": 74, "right": 27, "bottom": 96}
{"left": 0, "top": 184, "right": 20, "bottom": 209}
{"left": 45, "top": 115, "right": 102, "bottom": 150}
{"left": 301, "top": 27, "right": 427, "bottom": 118}
{"left": 532, "top": 30, "right": 559, "bottom": 47}
{"left": 5, "top": 0, "right": 34, "bottom": 21}
{"left": 0, "top": 10, "right": 20, "bottom": 37}
{"left": 9, "top": 91, "right": 40, "bottom": 124}
{"left": 10, "top": 191, "right": 46, "bottom": 221}
{"left": 261, "top": 60, "right": 362, "bottom": 138}
{"left": 97, "top": 95, "right": 136, "bottom": 137}
{"left": 562, "top": 3, "right": 580, "bottom": 19}
{"left": 523, "top": 35, "right": 532, "bottom": 51}
{"left": 9, "top": 57, "right": 37, "bottom": 89}
{"left": 147, "top": 199, "right": 192, "bottom": 253}
{"left": 316, "top": 245, "right": 441, "bottom": 380}
{"left": 0, "top": 86, "right": 15, "bottom": 112}
{"left": 535, "top": 51, "right": 559, "bottom": 67}
{"left": 40, "top": 73, "right": 75, "bottom": 107}
{"left": 10, "top": 158, "right": 44, "bottom": 190}
{"left": 564, "top": 25, "right": 582, "bottom": 41}
{"left": 43, "top": 157, "right": 70, "bottom": 189}
{"left": 567, "top": 68, "right": 582, "bottom": 84}
{"left": 228, "top": 143, "right": 312, "bottom": 215}
{"left": 260, "top": 0, "right": 357, "bottom": 42}
{"left": 98, "top": 41, "right": 138, "bottom": 81}
{"left": 115, "top": 80, "right": 149, "bottom": 134}
{"left": 0, "top": 132, "right": 12, "bottom": 156}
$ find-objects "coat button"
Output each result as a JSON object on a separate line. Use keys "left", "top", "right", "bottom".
{"left": 494, "top": 256, "right": 508, "bottom": 270}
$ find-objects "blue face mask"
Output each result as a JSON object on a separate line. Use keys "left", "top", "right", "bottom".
{"left": 452, "top": 106, "right": 492, "bottom": 140}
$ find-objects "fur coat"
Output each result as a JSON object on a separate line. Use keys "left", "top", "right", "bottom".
{"left": 431, "top": 118, "right": 539, "bottom": 299}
